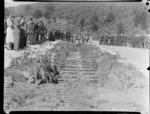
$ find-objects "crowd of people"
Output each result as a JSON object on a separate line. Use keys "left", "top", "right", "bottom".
{"left": 47, "top": 28, "right": 72, "bottom": 41}
{"left": 4, "top": 15, "right": 75, "bottom": 51}
{"left": 98, "top": 34, "right": 149, "bottom": 48}
{"left": 5, "top": 15, "right": 27, "bottom": 50}
{"left": 4, "top": 15, "right": 149, "bottom": 51}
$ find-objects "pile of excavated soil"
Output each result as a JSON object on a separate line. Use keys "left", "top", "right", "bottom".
{"left": 96, "top": 52, "right": 148, "bottom": 90}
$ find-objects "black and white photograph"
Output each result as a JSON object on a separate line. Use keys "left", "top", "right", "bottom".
{"left": 4, "top": 0, "right": 149, "bottom": 113}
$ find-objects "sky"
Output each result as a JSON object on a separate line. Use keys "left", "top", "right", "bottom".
{"left": 4, "top": 0, "right": 148, "bottom": 7}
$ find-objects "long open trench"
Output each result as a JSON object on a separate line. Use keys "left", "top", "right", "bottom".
{"left": 58, "top": 50, "right": 97, "bottom": 84}
{"left": 4, "top": 42, "right": 149, "bottom": 113}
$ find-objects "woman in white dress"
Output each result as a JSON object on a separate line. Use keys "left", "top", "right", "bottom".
{"left": 5, "top": 15, "right": 14, "bottom": 49}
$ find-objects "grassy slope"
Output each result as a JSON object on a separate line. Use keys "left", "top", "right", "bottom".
{"left": 100, "top": 45, "right": 149, "bottom": 78}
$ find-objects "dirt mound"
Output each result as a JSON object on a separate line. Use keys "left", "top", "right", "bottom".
{"left": 4, "top": 41, "right": 72, "bottom": 84}
{"left": 96, "top": 52, "right": 148, "bottom": 90}
{"left": 78, "top": 43, "right": 147, "bottom": 91}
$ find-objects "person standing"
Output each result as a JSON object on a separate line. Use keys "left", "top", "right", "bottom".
{"left": 66, "top": 30, "right": 71, "bottom": 41}
{"left": 5, "top": 15, "right": 14, "bottom": 50}
{"left": 26, "top": 18, "right": 35, "bottom": 45}
{"left": 34, "top": 20, "right": 39, "bottom": 44}
{"left": 52, "top": 28, "right": 56, "bottom": 41}
{"left": 47, "top": 27, "right": 50, "bottom": 41}
{"left": 50, "top": 28, "right": 55, "bottom": 41}
{"left": 47, "top": 27, "right": 53, "bottom": 41}
{"left": 19, "top": 16, "right": 27, "bottom": 48}
{"left": 13, "top": 16, "right": 23, "bottom": 51}
{"left": 38, "top": 21, "right": 45, "bottom": 44}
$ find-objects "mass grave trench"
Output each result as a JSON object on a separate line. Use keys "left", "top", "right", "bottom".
{"left": 4, "top": 41, "right": 148, "bottom": 111}
{"left": 4, "top": 41, "right": 147, "bottom": 89}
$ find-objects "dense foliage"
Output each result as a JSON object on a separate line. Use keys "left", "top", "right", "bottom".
{"left": 5, "top": 3, "right": 149, "bottom": 32}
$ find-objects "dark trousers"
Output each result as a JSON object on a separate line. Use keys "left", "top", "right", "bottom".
{"left": 27, "top": 33, "right": 34, "bottom": 44}
{"left": 38, "top": 33, "right": 44, "bottom": 43}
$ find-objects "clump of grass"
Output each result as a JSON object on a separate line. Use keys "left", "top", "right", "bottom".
{"left": 5, "top": 41, "right": 71, "bottom": 85}
{"left": 4, "top": 83, "right": 37, "bottom": 111}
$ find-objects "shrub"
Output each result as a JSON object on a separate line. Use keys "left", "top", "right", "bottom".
{"left": 6, "top": 41, "right": 71, "bottom": 85}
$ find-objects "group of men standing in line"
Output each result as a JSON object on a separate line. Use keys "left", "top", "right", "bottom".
{"left": 47, "top": 27, "right": 72, "bottom": 42}
{"left": 98, "top": 34, "right": 148, "bottom": 48}
{"left": 4, "top": 15, "right": 74, "bottom": 51}
{"left": 72, "top": 33, "right": 90, "bottom": 45}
